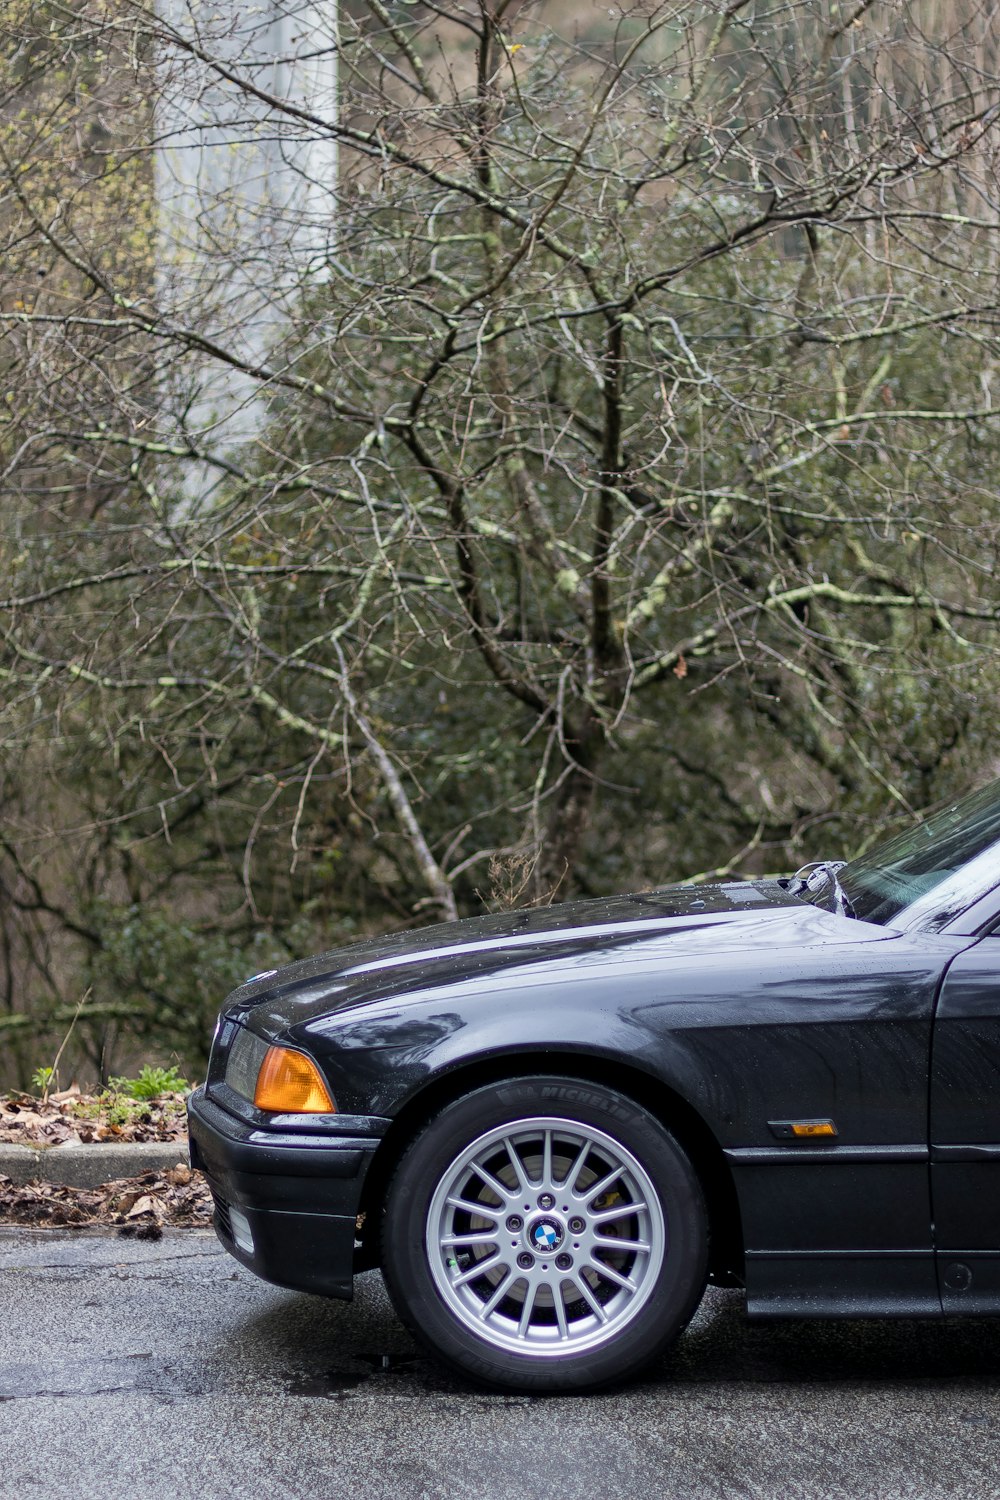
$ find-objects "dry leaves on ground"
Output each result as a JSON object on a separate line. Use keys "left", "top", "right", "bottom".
{"left": 0, "top": 1165, "right": 213, "bottom": 1235}
{"left": 0, "top": 1086, "right": 188, "bottom": 1147}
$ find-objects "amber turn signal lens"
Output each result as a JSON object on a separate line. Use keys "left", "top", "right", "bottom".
{"left": 253, "top": 1046, "right": 335, "bottom": 1113}
{"left": 791, "top": 1120, "right": 836, "bottom": 1138}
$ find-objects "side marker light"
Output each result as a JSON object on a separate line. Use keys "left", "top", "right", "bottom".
{"left": 768, "top": 1118, "right": 838, "bottom": 1141}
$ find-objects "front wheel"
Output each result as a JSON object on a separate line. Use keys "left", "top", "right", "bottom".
{"left": 381, "top": 1076, "right": 708, "bottom": 1391}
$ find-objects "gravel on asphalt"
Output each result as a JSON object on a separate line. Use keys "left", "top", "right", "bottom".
{"left": 2, "top": 1227, "right": 1000, "bottom": 1500}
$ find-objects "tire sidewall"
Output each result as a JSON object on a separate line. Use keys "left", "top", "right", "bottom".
{"left": 382, "top": 1075, "right": 708, "bottom": 1392}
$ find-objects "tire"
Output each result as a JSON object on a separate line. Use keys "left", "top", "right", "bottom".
{"left": 381, "top": 1075, "right": 708, "bottom": 1392}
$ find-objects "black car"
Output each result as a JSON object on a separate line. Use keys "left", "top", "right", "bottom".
{"left": 188, "top": 777, "right": 1000, "bottom": 1391}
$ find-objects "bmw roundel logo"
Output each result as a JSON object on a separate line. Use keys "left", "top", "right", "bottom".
{"left": 533, "top": 1221, "right": 561, "bottom": 1252}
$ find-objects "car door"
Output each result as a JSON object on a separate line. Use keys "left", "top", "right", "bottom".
{"left": 930, "top": 930, "right": 1000, "bottom": 1312}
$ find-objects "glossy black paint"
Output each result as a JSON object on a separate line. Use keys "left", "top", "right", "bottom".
{"left": 188, "top": 871, "right": 1000, "bottom": 1320}
{"left": 930, "top": 937, "right": 1000, "bottom": 1312}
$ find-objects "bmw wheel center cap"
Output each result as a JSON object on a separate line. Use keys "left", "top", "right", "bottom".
{"left": 531, "top": 1219, "right": 563, "bottom": 1253}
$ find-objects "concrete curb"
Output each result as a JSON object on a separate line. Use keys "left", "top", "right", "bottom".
{"left": 0, "top": 1141, "right": 190, "bottom": 1189}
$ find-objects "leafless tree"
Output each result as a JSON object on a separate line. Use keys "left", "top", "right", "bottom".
{"left": 2, "top": 0, "right": 999, "bottom": 1074}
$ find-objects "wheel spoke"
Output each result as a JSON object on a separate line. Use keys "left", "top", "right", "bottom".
{"left": 554, "top": 1281, "right": 571, "bottom": 1340}
{"left": 501, "top": 1136, "right": 534, "bottom": 1196}
{"left": 588, "top": 1257, "right": 636, "bottom": 1292}
{"left": 581, "top": 1166, "right": 624, "bottom": 1204}
{"left": 542, "top": 1128, "right": 553, "bottom": 1188}
{"left": 441, "top": 1231, "right": 500, "bottom": 1249}
{"left": 452, "top": 1251, "right": 504, "bottom": 1287}
{"left": 477, "top": 1271, "right": 512, "bottom": 1319}
{"left": 563, "top": 1138, "right": 591, "bottom": 1195}
{"left": 446, "top": 1194, "right": 501, "bottom": 1220}
{"left": 590, "top": 1200, "right": 645, "bottom": 1225}
{"left": 569, "top": 1273, "right": 609, "bottom": 1323}
{"left": 473, "top": 1162, "right": 515, "bottom": 1205}
{"left": 517, "top": 1278, "right": 539, "bottom": 1337}
{"left": 594, "top": 1236, "right": 650, "bottom": 1254}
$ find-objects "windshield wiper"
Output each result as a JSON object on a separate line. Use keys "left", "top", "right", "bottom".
{"left": 786, "top": 860, "right": 857, "bottom": 919}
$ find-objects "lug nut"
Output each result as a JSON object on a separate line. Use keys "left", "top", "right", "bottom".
{"left": 538, "top": 1193, "right": 555, "bottom": 1210}
{"left": 555, "top": 1253, "right": 573, "bottom": 1271}
{"left": 569, "top": 1216, "right": 586, "bottom": 1234}
{"left": 506, "top": 1215, "right": 523, "bottom": 1232}
{"left": 517, "top": 1252, "right": 534, "bottom": 1270}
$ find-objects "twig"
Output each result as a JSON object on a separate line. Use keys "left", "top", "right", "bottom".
{"left": 42, "top": 988, "right": 93, "bottom": 1102}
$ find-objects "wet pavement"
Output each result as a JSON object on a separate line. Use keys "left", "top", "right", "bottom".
{"left": 2, "top": 1228, "right": 1000, "bottom": 1498}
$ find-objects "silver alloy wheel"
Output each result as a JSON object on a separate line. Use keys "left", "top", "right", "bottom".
{"left": 426, "top": 1115, "right": 666, "bottom": 1357}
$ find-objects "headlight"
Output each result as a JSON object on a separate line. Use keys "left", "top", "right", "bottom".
{"left": 225, "top": 1027, "right": 269, "bottom": 1101}
{"left": 226, "top": 1029, "right": 335, "bottom": 1114}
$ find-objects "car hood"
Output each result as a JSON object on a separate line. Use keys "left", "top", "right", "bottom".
{"left": 222, "top": 879, "right": 895, "bottom": 1035}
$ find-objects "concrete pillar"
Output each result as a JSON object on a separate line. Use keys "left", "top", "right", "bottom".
{"left": 153, "top": 1, "right": 338, "bottom": 501}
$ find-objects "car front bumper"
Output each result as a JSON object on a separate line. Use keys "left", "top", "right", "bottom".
{"left": 187, "top": 1086, "right": 388, "bottom": 1299}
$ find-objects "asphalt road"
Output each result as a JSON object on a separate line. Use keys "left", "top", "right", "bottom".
{"left": 2, "top": 1228, "right": 1000, "bottom": 1500}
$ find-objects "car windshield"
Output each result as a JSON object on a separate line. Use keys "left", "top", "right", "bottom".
{"left": 835, "top": 778, "right": 1000, "bottom": 930}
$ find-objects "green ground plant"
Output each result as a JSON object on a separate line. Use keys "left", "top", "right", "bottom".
{"left": 105, "top": 1064, "right": 190, "bottom": 1100}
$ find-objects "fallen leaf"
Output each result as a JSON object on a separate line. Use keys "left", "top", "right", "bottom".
{"left": 125, "top": 1194, "right": 166, "bottom": 1220}
{"left": 50, "top": 1085, "right": 82, "bottom": 1103}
